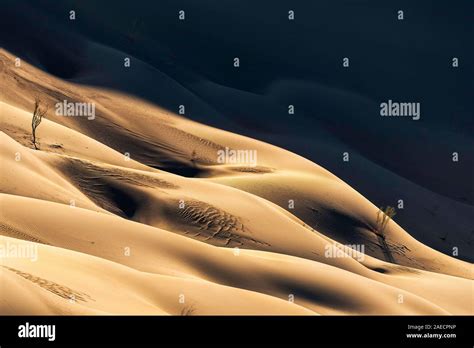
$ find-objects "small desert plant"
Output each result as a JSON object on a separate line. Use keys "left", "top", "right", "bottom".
{"left": 180, "top": 304, "right": 196, "bottom": 316}
{"left": 190, "top": 149, "right": 197, "bottom": 166}
{"left": 376, "top": 206, "right": 396, "bottom": 235}
{"left": 31, "top": 97, "right": 48, "bottom": 150}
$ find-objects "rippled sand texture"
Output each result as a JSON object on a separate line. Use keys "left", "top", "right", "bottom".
{"left": 0, "top": 2, "right": 472, "bottom": 315}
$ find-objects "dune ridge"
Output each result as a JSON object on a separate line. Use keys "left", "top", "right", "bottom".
{"left": 0, "top": 43, "right": 472, "bottom": 315}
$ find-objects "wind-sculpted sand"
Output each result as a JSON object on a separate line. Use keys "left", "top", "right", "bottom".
{"left": 0, "top": 42, "right": 472, "bottom": 316}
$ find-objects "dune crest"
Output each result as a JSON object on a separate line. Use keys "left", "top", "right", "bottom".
{"left": 0, "top": 46, "right": 472, "bottom": 315}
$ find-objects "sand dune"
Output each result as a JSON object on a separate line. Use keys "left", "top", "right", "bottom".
{"left": 2, "top": 197, "right": 471, "bottom": 315}
{"left": 0, "top": 8, "right": 472, "bottom": 316}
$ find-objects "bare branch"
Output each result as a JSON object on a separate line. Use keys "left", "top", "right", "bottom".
{"left": 31, "top": 97, "right": 47, "bottom": 150}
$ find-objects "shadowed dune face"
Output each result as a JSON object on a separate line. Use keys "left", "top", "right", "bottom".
{"left": 59, "top": 157, "right": 178, "bottom": 218}
{"left": 0, "top": 1, "right": 473, "bottom": 316}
